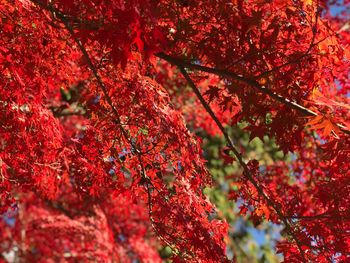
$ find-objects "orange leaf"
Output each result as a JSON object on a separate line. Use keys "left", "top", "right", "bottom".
{"left": 305, "top": 115, "right": 323, "bottom": 127}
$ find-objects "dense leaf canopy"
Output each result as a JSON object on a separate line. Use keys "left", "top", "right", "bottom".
{"left": 0, "top": 0, "right": 349, "bottom": 262}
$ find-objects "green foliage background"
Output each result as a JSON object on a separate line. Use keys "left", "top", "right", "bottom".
{"left": 201, "top": 124, "right": 287, "bottom": 262}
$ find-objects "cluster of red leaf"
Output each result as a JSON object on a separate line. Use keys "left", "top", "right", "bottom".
{"left": 0, "top": 0, "right": 349, "bottom": 262}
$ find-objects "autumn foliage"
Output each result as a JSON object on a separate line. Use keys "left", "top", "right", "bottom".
{"left": 0, "top": 0, "right": 349, "bottom": 262}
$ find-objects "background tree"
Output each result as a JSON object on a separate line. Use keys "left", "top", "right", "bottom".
{"left": 0, "top": 0, "right": 349, "bottom": 262}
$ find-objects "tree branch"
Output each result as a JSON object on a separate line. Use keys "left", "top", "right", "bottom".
{"left": 179, "top": 67, "right": 307, "bottom": 262}
{"left": 157, "top": 53, "right": 350, "bottom": 136}
{"left": 35, "top": 3, "right": 184, "bottom": 256}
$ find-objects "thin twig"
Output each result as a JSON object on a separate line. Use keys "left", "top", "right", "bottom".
{"left": 256, "top": 7, "right": 320, "bottom": 78}
{"left": 35, "top": 3, "right": 185, "bottom": 256}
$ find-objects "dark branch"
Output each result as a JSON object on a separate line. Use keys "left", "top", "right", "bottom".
{"left": 36, "top": 3, "right": 181, "bottom": 255}
{"left": 179, "top": 67, "right": 307, "bottom": 262}
{"left": 157, "top": 53, "right": 350, "bottom": 136}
